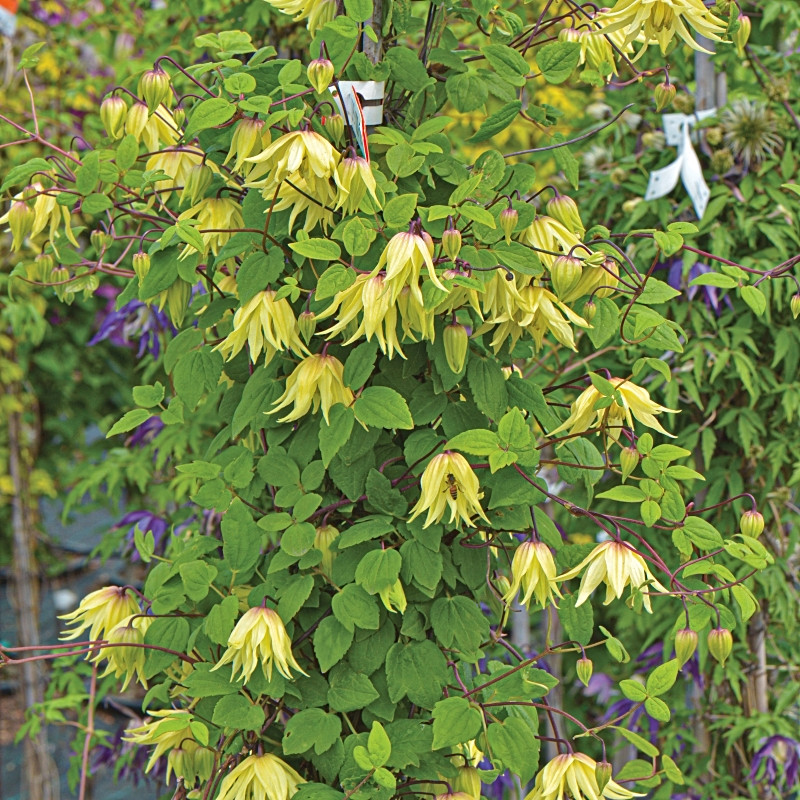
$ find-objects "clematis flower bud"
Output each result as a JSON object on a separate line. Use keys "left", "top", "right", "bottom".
{"left": 164, "top": 278, "right": 191, "bottom": 328}
{"left": 125, "top": 102, "right": 150, "bottom": 140}
{"left": 323, "top": 112, "right": 345, "bottom": 144}
{"left": 298, "top": 310, "right": 317, "bottom": 343}
{"left": 182, "top": 163, "right": 214, "bottom": 207}
{"left": 500, "top": 206, "right": 518, "bottom": 243}
{"left": 379, "top": 579, "right": 407, "bottom": 613}
{"left": 307, "top": 57, "right": 335, "bottom": 94}
{"left": 51, "top": 266, "right": 70, "bottom": 301}
{"left": 100, "top": 95, "right": 128, "bottom": 139}
{"left": 133, "top": 252, "right": 151, "bottom": 282}
{"left": 792, "top": 293, "right": 800, "bottom": 319}
{"left": 558, "top": 27, "right": 580, "bottom": 44}
{"left": 441, "top": 225, "right": 462, "bottom": 262}
{"left": 8, "top": 201, "right": 34, "bottom": 251}
{"left": 595, "top": 760, "right": 613, "bottom": 794}
{"left": 733, "top": 14, "right": 751, "bottom": 58}
{"left": 619, "top": 445, "right": 639, "bottom": 482}
{"left": 550, "top": 254, "right": 583, "bottom": 299}
{"left": 453, "top": 766, "right": 481, "bottom": 800}
{"left": 546, "top": 194, "right": 584, "bottom": 236}
{"left": 654, "top": 81, "right": 677, "bottom": 112}
{"left": 576, "top": 657, "right": 593, "bottom": 687}
{"left": 740, "top": 509, "right": 765, "bottom": 538}
{"left": 675, "top": 628, "right": 698, "bottom": 666}
{"left": 33, "top": 253, "right": 54, "bottom": 282}
{"left": 90, "top": 230, "right": 112, "bottom": 253}
{"left": 138, "top": 67, "right": 172, "bottom": 113}
{"left": 443, "top": 322, "right": 469, "bottom": 374}
{"left": 314, "top": 524, "right": 339, "bottom": 577}
{"left": 707, "top": 627, "right": 733, "bottom": 666}
{"left": 583, "top": 300, "right": 597, "bottom": 322}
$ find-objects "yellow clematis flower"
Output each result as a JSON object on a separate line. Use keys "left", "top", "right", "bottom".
{"left": 217, "top": 753, "right": 305, "bottom": 800}
{"left": 557, "top": 540, "right": 667, "bottom": 613}
{"left": 145, "top": 147, "right": 205, "bottom": 204}
{"left": 262, "top": 0, "right": 336, "bottom": 34}
{"left": 409, "top": 451, "right": 489, "bottom": 529}
{"left": 247, "top": 129, "right": 340, "bottom": 187}
{"left": 504, "top": 541, "right": 562, "bottom": 609}
{"left": 96, "top": 613, "right": 152, "bottom": 691}
{"left": 596, "top": 0, "right": 726, "bottom": 56}
{"left": 521, "top": 215, "right": 585, "bottom": 270}
{"left": 59, "top": 585, "right": 140, "bottom": 642}
{"left": 525, "top": 753, "right": 643, "bottom": 800}
{"left": 215, "top": 290, "right": 309, "bottom": 364}
{"left": 211, "top": 606, "right": 307, "bottom": 683}
{"left": 0, "top": 181, "right": 79, "bottom": 251}
{"left": 334, "top": 155, "right": 380, "bottom": 214}
{"left": 371, "top": 230, "right": 447, "bottom": 301}
{"left": 178, "top": 197, "right": 244, "bottom": 257}
{"left": 269, "top": 353, "right": 354, "bottom": 423}
{"left": 550, "top": 377, "right": 678, "bottom": 441}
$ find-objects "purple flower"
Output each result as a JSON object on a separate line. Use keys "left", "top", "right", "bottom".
{"left": 750, "top": 735, "right": 800, "bottom": 792}
{"left": 126, "top": 416, "right": 164, "bottom": 448}
{"left": 666, "top": 260, "right": 733, "bottom": 315}
{"left": 116, "top": 510, "right": 171, "bottom": 561}
{"left": 89, "top": 297, "right": 176, "bottom": 359}
{"left": 92, "top": 722, "right": 166, "bottom": 786}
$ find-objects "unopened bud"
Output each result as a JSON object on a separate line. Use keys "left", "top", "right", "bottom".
{"left": 595, "top": 761, "right": 613, "bottom": 794}
{"left": 675, "top": 628, "right": 698, "bottom": 667}
{"left": 792, "top": 294, "right": 800, "bottom": 319}
{"left": 125, "top": 102, "right": 150, "bottom": 140}
{"left": 705, "top": 126, "right": 723, "bottom": 147}
{"left": 138, "top": 67, "right": 172, "bottom": 113}
{"left": 733, "top": 14, "right": 751, "bottom": 58}
{"left": 576, "top": 657, "right": 593, "bottom": 687}
{"left": 34, "top": 253, "right": 54, "bottom": 282}
{"left": 707, "top": 627, "right": 733, "bottom": 666}
{"left": 500, "top": 206, "right": 518, "bottom": 244}
{"left": 550, "top": 255, "right": 582, "bottom": 299}
{"left": 558, "top": 27, "right": 580, "bottom": 44}
{"left": 133, "top": 252, "right": 151, "bottom": 282}
{"left": 21, "top": 184, "right": 37, "bottom": 202}
{"left": 453, "top": 765, "right": 481, "bottom": 800}
{"left": 740, "top": 509, "right": 764, "bottom": 539}
{"left": 619, "top": 446, "right": 638, "bottom": 482}
{"left": 298, "top": 310, "right": 316, "bottom": 343}
{"left": 8, "top": 201, "right": 34, "bottom": 251}
{"left": 314, "top": 524, "right": 339, "bottom": 577}
{"left": 100, "top": 95, "right": 128, "bottom": 139}
{"left": 307, "top": 58, "right": 335, "bottom": 94}
{"left": 172, "top": 106, "right": 186, "bottom": 128}
{"left": 323, "top": 113, "right": 345, "bottom": 145}
{"left": 441, "top": 225, "right": 462, "bottom": 262}
{"left": 51, "top": 266, "right": 70, "bottom": 301}
{"left": 582, "top": 300, "right": 597, "bottom": 322}
{"left": 654, "top": 81, "right": 676, "bottom": 112}
{"left": 90, "top": 230, "right": 111, "bottom": 252}
{"left": 164, "top": 278, "right": 191, "bottom": 328}
{"left": 182, "top": 163, "right": 214, "bottom": 207}
{"left": 546, "top": 194, "right": 584, "bottom": 236}
{"left": 443, "top": 322, "right": 469, "bottom": 374}
{"left": 595, "top": 257, "right": 619, "bottom": 298}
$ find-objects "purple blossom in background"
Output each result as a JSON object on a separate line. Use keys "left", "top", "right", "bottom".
{"left": 666, "top": 259, "right": 733, "bottom": 315}
{"left": 116, "top": 510, "right": 170, "bottom": 561}
{"left": 92, "top": 722, "right": 166, "bottom": 786}
{"left": 126, "top": 416, "right": 164, "bottom": 448}
{"left": 89, "top": 297, "right": 176, "bottom": 359}
{"left": 750, "top": 735, "right": 800, "bottom": 793}
{"left": 30, "top": 0, "right": 88, "bottom": 25}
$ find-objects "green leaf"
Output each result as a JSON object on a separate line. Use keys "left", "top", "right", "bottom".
{"left": 467, "top": 101, "right": 521, "bottom": 144}
{"left": 641, "top": 499, "right": 661, "bottom": 526}
{"left": 317, "top": 264, "right": 356, "bottom": 301}
{"left": 344, "top": 341, "right": 378, "bottom": 391}
{"left": 212, "top": 694, "right": 265, "bottom": 731}
{"left": 173, "top": 347, "right": 224, "bottom": 410}
{"left": 385, "top": 640, "right": 448, "bottom": 708}
{"left": 338, "top": 516, "right": 394, "bottom": 549}
{"left": 596, "top": 485, "right": 646, "bottom": 503}
{"left": 182, "top": 663, "right": 241, "bottom": 698}
{"left": 644, "top": 696, "right": 671, "bottom": 722}
{"left": 224, "top": 72, "right": 257, "bottom": 94}
{"left": 383, "top": 194, "right": 418, "bottom": 229}
{"left": 537, "top": 42, "right": 581, "bottom": 84}
{"left": 446, "top": 72, "right": 488, "bottom": 113}
{"left": 458, "top": 203, "right": 496, "bottom": 228}
{"left": 368, "top": 721, "right": 392, "bottom": 767}
{"left": 278, "top": 574, "right": 315, "bottom": 622}
{"left": 290, "top": 238, "right": 342, "bottom": 261}
{"left": 467, "top": 358, "right": 509, "bottom": 420}
{"left": 558, "top": 593, "right": 593, "bottom": 645}
{"left": 332, "top": 583, "right": 380, "bottom": 632}
{"left": 221, "top": 500, "right": 261, "bottom": 573}
{"left": 284, "top": 708, "right": 342, "bottom": 754}
{"left": 354, "top": 387, "right": 414, "bottom": 430}
{"left": 432, "top": 697, "right": 482, "bottom": 749}
{"left": 645, "top": 659, "right": 679, "bottom": 697}
{"left": 619, "top": 679, "right": 647, "bottom": 702}
{"left": 133, "top": 382, "right": 165, "bottom": 408}
{"left": 355, "top": 549, "right": 402, "bottom": 593}
{"left": 653, "top": 230, "right": 683, "bottom": 256}
{"left": 232, "top": 368, "right": 280, "bottom": 437}
{"left": 184, "top": 97, "right": 236, "bottom": 139}
{"left": 682, "top": 517, "right": 724, "bottom": 550}
{"left": 180, "top": 560, "right": 218, "bottom": 602}
{"left": 107, "top": 409, "right": 151, "bottom": 437}
{"left": 344, "top": 0, "right": 372, "bottom": 22}
{"left": 740, "top": 285, "right": 767, "bottom": 316}
{"left": 637, "top": 278, "right": 681, "bottom": 305}
{"left": 204, "top": 595, "right": 239, "bottom": 645}
{"left": 431, "top": 596, "right": 489, "bottom": 657}
{"left": 481, "top": 44, "right": 530, "bottom": 86}
{"left": 487, "top": 717, "right": 540, "bottom": 783}
{"left": 342, "top": 218, "right": 377, "bottom": 256}
{"left": 327, "top": 666, "right": 379, "bottom": 711}
{"left": 662, "top": 755, "right": 684, "bottom": 784}
{"left": 314, "top": 616, "right": 355, "bottom": 672}
{"left": 689, "top": 273, "right": 737, "bottom": 288}
{"left": 82, "top": 193, "right": 113, "bottom": 215}
{"left": 143, "top": 617, "right": 189, "bottom": 676}
{"left": 385, "top": 47, "right": 431, "bottom": 93}
{"left": 613, "top": 726, "right": 659, "bottom": 758}
{"left": 446, "top": 429, "right": 499, "bottom": 456}
{"left": 320, "top": 405, "right": 356, "bottom": 467}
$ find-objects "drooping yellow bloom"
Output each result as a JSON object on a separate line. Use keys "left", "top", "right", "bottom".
{"left": 215, "top": 290, "right": 309, "bottom": 364}
{"left": 216, "top": 753, "right": 305, "bottom": 800}
{"left": 145, "top": 147, "right": 205, "bottom": 204}
{"left": 521, "top": 215, "right": 585, "bottom": 270}
{"left": 178, "top": 197, "right": 244, "bottom": 257}
{"left": 525, "top": 753, "right": 643, "bottom": 800}
{"left": 0, "top": 181, "right": 79, "bottom": 251}
{"left": 504, "top": 541, "right": 562, "bottom": 609}
{"left": 550, "top": 377, "right": 678, "bottom": 440}
{"left": 334, "top": 156, "right": 380, "bottom": 214}
{"left": 596, "top": 0, "right": 726, "bottom": 56}
{"left": 557, "top": 540, "right": 667, "bottom": 613}
{"left": 379, "top": 579, "right": 407, "bottom": 613}
{"left": 397, "top": 284, "right": 436, "bottom": 342}
{"left": 131, "top": 103, "right": 181, "bottom": 152}
{"left": 96, "top": 614, "right": 152, "bottom": 691}
{"left": 224, "top": 117, "right": 271, "bottom": 174}
{"left": 318, "top": 273, "right": 404, "bottom": 359}
{"left": 371, "top": 230, "right": 447, "bottom": 301}
{"left": 59, "top": 586, "right": 140, "bottom": 642}
{"left": 408, "top": 451, "right": 489, "bottom": 529}
{"left": 262, "top": 0, "right": 337, "bottom": 34}
{"left": 211, "top": 606, "right": 307, "bottom": 683}
{"left": 269, "top": 353, "right": 354, "bottom": 423}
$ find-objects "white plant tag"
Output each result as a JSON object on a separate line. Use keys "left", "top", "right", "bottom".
{"left": 644, "top": 151, "right": 684, "bottom": 201}
{"left": 662, "top": 109, "right": 716, "bottom": 146}
{"left": 679, "top": 121, "right": 711, "bottom": 218}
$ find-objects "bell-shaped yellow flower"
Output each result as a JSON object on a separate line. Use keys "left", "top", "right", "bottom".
{"left": 215, "top": 290, "right": 309, "bottom": 364}
{"left": 97, "top": 614, "right": 152, "bottom": 691}
{"left": 247, "top": 130, "right": 339, "bottom": 187}
{"left": 371, "top": 230, "right": 446, "bottom": 301}
{"left": 224, "top": 117, "right": 270, "bottom": 174}
{"left": 217, "top": 753, "right": 305, "bottom": 800}
{"left": 59, "top": 585, "right": 140, "bottom": 642}
{"left": 334, "top": 155, "right": 380, "bottom": 214}
{"left": 408, "top": 451, "right": 489, "bottom": 529}
{"left": 211, "top": 606, "right": 307, "bottom": 683}
{"left": 550, "top": 377, "right": 678, "bottom": 441}
{"left": 596, "top": 0, "right": 726, "bottom": 56}
{"left": 557, "top": 540, "right": 667, "bottom": 613}
{"left": 178, "top": 197, "right": 244, "bottom": 257}
{"left": 525, "top": 753, "right": 643, "bottom": 800}
{"left": 124, "top": 710, "right": 205, "bottom": 776}
{"left": 521, "top": 215, "right": 584, "bottom": 270}
{"left": 269, "top": 353, "right": 354, "bottom": 424}
{"left": 262, "top": 0, "right": 336, "bottom": 33}
{"left": 145, "top": 147, "right": 205, "bottom": 204}
{"left": 0, "top": 181, "right": 79, "bottom": 251}
{"left": 504, "top": 541, "right": 562, "bottom": 609}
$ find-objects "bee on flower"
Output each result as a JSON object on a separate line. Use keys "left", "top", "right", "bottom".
{"left": 215, "top": 289, "right": 309, "bottom": 364}
{"left": 59, "top": 585, "right": 140, "bottom": 643}
{"left": 550, "top": 376, "right": 678, "bottom": 441}
{"left": 211, "top": 605, "right": 307, "bottom": 683}
{"left": 525, "top": 753, "right": 642, "bottom": 800}
{"left": 177, "top": 197, "right": 244, "bottom": 257}
{"left": 269, "top": 353, "right": 353, "bottom": 423}
{"left": 504, "top": 541, "right": 562, "bottom": 609}
{"left": 557, "top": 540, "right": 667, "bottom": 612}
{"left": 409, "top": 451, "right": 489, "bottom": 529}
{"left": 216, "top": 753, "right": 305, "bottom": 800}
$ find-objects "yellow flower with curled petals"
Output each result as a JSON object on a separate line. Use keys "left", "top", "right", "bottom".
{"left": 334, "top": 155, "right": 380, "bottom": 214}
{"left": 521, "top": 215, "right": 584, "bottom": 270}
{"left": 178, "top": 197, "right": 244, "bottom": 257}
{"left": 557, "top": 540, "right": 667, "bottom": 613}
{"left": 215, "top": 290, "right": 309, "bottom": 364}
{"left": 247, "top": 130, "right": 339, "bottom": 187}
{"left": 217, "top": 753, "right": 305, "bottom": 800}
{"left": 505, "top": 541, "right": 562, "bottom": 609}
{"left": 550, "top": 376, "right": 678, "bottom": 441}
{"left": 269, "top": 353, "right": 353, "bottom": 423}
{"left": 409, "top": 451, "right": 489, "bottom": 529}
{"left": 211, "top": 606, "right": 307, "bottom": 683}
{"left": 262, "top": 0, "right": 336, "bottom": 33}
{"left": 596, "top": 0, "right": 726, "bottom": 56}
{"left": 96, "top": 614, "right": 152, "bottom": 691}
{"left": 525, "top": 752, "right": 643, "bottom": 800}
{"left": 0, "top": 181, "right": 79, "bottom": 251}
{"left": 371, "top": 230, "right": 447, "bottom": 301}
{"left": 145, "top": 147, "right": 205, "bottom": 204}
{"left": 59, "top": 585, "right": 140, "bottom": 642}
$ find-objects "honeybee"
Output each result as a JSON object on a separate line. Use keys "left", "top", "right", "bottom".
{"left": 445, "top": 473, "right": 458, "bottom": 500}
